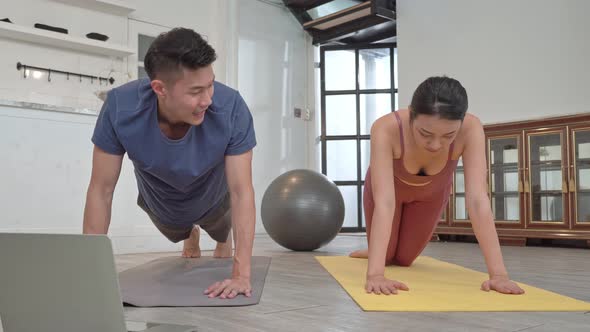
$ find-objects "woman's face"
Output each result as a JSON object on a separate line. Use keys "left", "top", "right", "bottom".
{"left": 410, "top": 114, "right": 462, "bottom": 154}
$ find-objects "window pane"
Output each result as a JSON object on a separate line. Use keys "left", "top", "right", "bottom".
{"left": 325, "top": 50, "right": 355, "bottom": 91}
{"left": 575, "top": 130, "right": 590, "bottom": 188}
{"left": 359, "top": 94, "right": 391, "bottom": 135}
{"left": 503, "top": 149, "right": 518, "bottom": 164}
{"left": 575, "top": 130, "right": 590, "bottom": 222}
{"left": 490, "top": 137, "right": 519, "bottom": 165}
{"left": 326, "top": 140, "right": 357, "bottom": 181}
{"left": 326, "top": 95, "right": 356, "bottom": 135}
{"left": 504, "top": 171, "right": 519, "bottom": 192}
{"left": 539, "top": 170, "right": 562, "bottom": 191}
{"left": 455, "top": 196, "right": 466, "bottom": 220}
{"left": 578, "top": 192, "right": 590, "bottom": 222}
{"left": 393, "top": 48, "right": 398, "bottom": 89}
{"left": 505, "top": 196, "right": 520, "bottom": 220}
{"left": 579, "top": 168, "right": 590, "bottom": 190}
{"left": 361, "top": 184, "right": 366, "bottom": 227}
{"left": 492, "top": 194, "right": 520, "bottom": 221}
{"left": 359, "top": 48, "right": 391, "bottom": 90}
{"left": 361, "top": 139, "right": 370, "bottom": 179}
{"left": 455, "top": 170, "right": 465, "bottom": 193}
{"left": 537, "top": 195, "right": 563, "bottom": 221}
{"left": 531, "top": 164, "right": 562, "bottom": 193}
{"left": 578, "top": 142, "right": 590, "bottom": 159}
{"left": 138, "top": 34, "right": 156, "bottom": 62}
{"left": 539, "top": 145, "right": 562, "bottom": 161}
{"left": 490, "top": 169, "right": 519, "bottom": 192}
{"left": 531, "top": 135, "right": 561, "bottom": 162}
{"left": 339, "top": 185, "right": 358, "bottom": 228}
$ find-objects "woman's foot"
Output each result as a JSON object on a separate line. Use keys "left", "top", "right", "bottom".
{"left": 182, "top": 226, "right": 201, "bottom": 258}
{"left": 349, "top": 249, "right": 368, "bottom": 259}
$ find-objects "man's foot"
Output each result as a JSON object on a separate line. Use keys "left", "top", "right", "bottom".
{"left": 182, "top": 226, "right": 201, "bottom": 258}
{"left": 349, "top": 249, "right": 368, "bottom": 259}
{"left": 213, "top": 231, "right": 233, "bottom": 258}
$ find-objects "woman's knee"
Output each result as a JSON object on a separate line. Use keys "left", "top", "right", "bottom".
{"left": 392, "top": 254, "right": 416, "bottom": 267}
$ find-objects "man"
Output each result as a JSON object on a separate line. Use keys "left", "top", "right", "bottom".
{"left": 83, "top": 28, "right": 257, "bottom": 299}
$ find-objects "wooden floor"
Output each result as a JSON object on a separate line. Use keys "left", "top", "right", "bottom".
{"left": 115, "top": 234, "right": 590, "bottom": 332}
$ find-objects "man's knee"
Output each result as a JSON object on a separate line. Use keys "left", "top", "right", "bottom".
{"left": 200, "top": 209, "right": 232, "bottom": 243}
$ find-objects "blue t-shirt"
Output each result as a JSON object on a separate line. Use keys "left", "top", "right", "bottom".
{"left": 91, "top": 79, "right": 256, "bottom": 226}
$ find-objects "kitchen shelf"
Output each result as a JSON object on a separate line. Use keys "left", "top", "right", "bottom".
{"left": 0, "top": 21, "right": 134, "bottom": 57}
{"left": 52, "top": 0, "right": 136, "bottom": 16}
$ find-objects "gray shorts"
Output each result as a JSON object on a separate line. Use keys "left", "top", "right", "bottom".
{"left": 137, "top": 193, "right": 231, "bottom": 244}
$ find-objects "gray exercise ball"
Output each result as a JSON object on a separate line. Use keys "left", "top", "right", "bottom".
{"left": 261, "top": 169, "right": 345, "bottom": 251}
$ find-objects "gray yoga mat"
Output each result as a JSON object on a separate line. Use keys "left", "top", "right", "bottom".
{"left": 119, "top": 256, "right": 271, "bottom": 307}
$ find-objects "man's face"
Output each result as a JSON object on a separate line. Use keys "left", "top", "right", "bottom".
{"left": 155, "top": 65, "right": 215, "bottom": 126}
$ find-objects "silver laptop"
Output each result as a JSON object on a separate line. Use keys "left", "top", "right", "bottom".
{"left": 0, "top": 233, "right": 197, "bottom": 332}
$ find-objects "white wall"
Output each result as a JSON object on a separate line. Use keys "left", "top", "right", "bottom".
{"left": 236, "top": 0, "right": 312, "bottom": 234}
{"left": 129, "top": 0, "right": 231, "bottom": 85}
{"left": 0, "top": 106, "right": 149, "bottom": 248}
{"left": 397, "top": 0, "right": 590, "bottom": 124}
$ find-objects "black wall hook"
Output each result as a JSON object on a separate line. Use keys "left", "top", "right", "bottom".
{"left": 16, "top": 62, "right": 115, "bottom": 85}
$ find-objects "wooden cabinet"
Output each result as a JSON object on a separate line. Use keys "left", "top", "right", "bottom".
{"left": 435, "top": 114, "right": 590, "bottom": 246}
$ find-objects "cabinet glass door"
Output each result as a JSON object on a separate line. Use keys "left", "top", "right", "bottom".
{"left": 572, "top": 128, "right": 590, "bottom": 224}
{"left": 527, "top": 131, "right": 567, "bottom": 225}
{"left": 489, "top": 136, "right": 521, "bottom": 223}
{"left": 440, "top": 208, "right": 447, "bottom": 224}
{"left": 453, "top": 158, "right": 469, "bottom": 222}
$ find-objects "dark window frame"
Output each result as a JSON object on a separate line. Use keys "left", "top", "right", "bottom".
{"left": 319, "top": 42, "right": 397, "bottom": 232}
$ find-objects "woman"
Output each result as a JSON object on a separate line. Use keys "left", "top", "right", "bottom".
{"left": 350, "top": 76, "right": 524, "bottom": 295}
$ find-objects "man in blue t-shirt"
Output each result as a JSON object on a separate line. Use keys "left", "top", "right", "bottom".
{"left": 83, "top": 28, "right": 257, "bottom": 299}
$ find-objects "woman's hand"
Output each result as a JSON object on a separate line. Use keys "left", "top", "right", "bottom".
{"left": 481, "top": 276, "right": 525, "bottom": 295}
{"left": 365, "top": 275, "right": 409, "bottom": 295}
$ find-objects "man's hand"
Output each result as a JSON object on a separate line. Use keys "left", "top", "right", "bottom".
{"left": 204, "top": 277, "right": 252, "bottom": 299}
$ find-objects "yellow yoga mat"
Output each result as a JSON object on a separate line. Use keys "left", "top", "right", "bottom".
{"left": 315, "top": 256, "right": 590, "bottom": 312}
